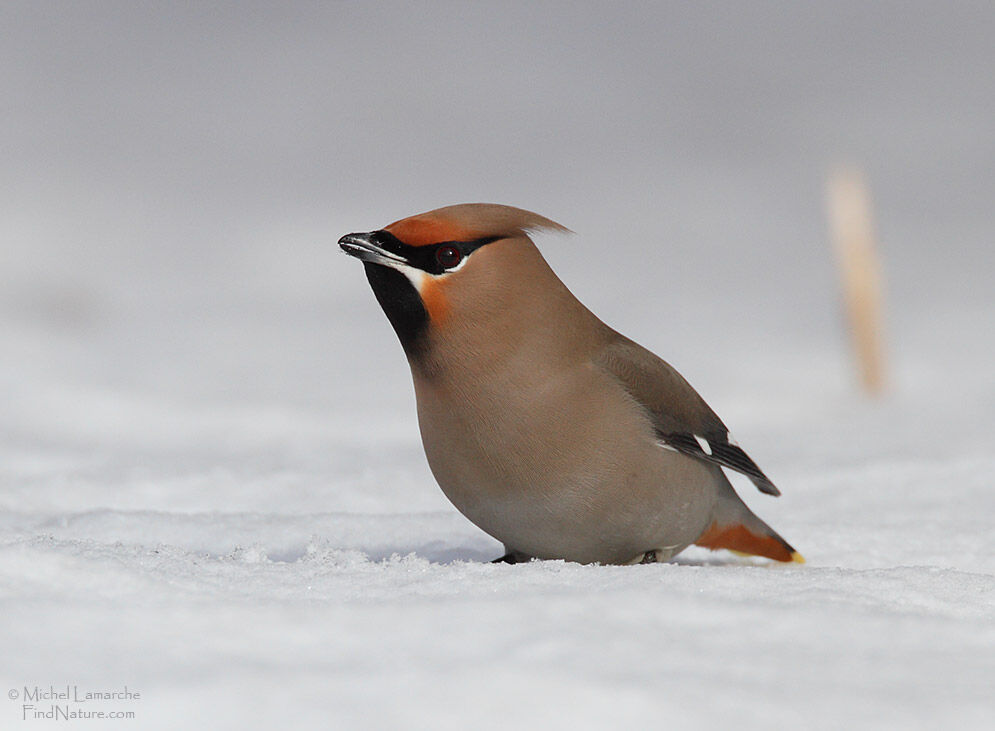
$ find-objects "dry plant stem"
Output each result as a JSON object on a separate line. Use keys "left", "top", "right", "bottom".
{"left": 827, "top": 166, "right": 887, "bottom": 395}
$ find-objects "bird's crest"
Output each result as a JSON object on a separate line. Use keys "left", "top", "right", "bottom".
{"left": 385, "top": 203, "right": 569, "bottom": 247}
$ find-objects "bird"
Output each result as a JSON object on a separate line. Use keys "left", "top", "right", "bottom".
{"left": 338, "top": 203, "right": 802, "bottom": 565}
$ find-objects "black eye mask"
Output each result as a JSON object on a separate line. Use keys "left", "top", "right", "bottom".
{"left": 369, "top": 230, "right": 501, "bottom": 275}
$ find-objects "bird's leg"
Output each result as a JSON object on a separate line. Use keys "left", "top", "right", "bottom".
{"left": 492, "top": 549, "right": 533, "bottom": 564}
{"left": 630, "top": 545, "right": 680, "bottom": 564}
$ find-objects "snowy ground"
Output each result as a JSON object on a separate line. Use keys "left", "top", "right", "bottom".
{"left": 3, "top": 3, "right": 995, "bottom": 729}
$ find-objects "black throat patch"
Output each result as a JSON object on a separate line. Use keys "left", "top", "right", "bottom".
{"left": 363, "top": 262, "right": 429, "bottom": 359}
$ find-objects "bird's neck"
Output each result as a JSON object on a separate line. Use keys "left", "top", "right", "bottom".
{"left": 415, "top": 263, "right": 606, "bottom": 382}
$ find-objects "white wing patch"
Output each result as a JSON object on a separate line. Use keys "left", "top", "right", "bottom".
{"left": 653, "top": 429, "right": 780, "bottom": 496}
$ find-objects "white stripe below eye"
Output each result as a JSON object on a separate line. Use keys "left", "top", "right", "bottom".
{"left": 695, "top": 435, "right": 712, "bottom": 455}
{"left": 381, "top": 256, "right": 467, "bottom": 287}
{"left": 377, "top": 259, "right": 428, "bottom": 290}
{"left": 443, "top": 255, "right": 470, "bottom": 273}
{"left": 401, "top": 266, "right": 427, "bottom": 290}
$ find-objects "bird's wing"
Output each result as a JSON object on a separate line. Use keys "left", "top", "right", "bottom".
{"left": 594, "top": 335, "right": 781, "bottom": 496}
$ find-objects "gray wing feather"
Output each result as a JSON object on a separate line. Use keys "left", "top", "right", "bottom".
{"left": 595, "top": 335, "right": 781, "bottom": 497}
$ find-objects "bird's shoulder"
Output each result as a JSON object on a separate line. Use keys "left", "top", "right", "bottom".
{"left": 592, "top": 333, "right": 724, "bottom": 434}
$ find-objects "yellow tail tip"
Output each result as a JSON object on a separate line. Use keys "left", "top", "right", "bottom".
{"left": 790, "top": 552, "right": 806, "bottom": 564}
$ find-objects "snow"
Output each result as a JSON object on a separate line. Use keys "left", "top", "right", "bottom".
{"left": 3, "top": 3, "right": 995, "bottom": 729}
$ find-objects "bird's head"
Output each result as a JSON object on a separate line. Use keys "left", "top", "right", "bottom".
{"left": 339, "top": 203, "right": 569, "bottom": 361}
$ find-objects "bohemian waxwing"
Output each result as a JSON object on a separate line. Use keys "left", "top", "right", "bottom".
{"left": 339, "top": 204, "right": 802, "bottom": 565}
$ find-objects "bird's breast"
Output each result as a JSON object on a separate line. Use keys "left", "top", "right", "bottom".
{"left": 411, "top": 360, "right": 714, "bottom": 562}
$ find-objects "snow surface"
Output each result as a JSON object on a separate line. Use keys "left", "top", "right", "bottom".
{"left": 3, "top": 3, "right": 995, "bottom": 729}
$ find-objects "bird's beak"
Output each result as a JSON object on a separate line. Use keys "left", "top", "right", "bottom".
{"left": 338, "top": 231, "right": 408, "bottom": 268}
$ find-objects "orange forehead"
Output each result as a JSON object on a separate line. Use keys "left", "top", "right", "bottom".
{"left": 384, "top": 214, "right": 478, "bottom": 247}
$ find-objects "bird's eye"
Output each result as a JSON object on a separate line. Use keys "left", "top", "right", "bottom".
{"left": 436, "top": 246, "right": 462, "bottom": 269}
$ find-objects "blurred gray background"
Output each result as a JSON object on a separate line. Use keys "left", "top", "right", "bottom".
{"left": 4, "top": 7, "right": 995, "bottom": 727}
{"left": 2, "top": 1, "right": 993, "bottom": 509}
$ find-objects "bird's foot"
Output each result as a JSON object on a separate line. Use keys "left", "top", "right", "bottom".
{"left": 492, "top": 550, "right": 533, "bottom": 564}
{"left": 630, "top": 544, "right": 681, "bottom": 564}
